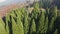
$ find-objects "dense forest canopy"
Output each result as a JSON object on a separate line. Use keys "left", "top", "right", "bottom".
{"left": 0, "top": 0, "right": 60, "bottom": 34}
{"left": 38, "top": 0, "right": 60, "bottom": 9}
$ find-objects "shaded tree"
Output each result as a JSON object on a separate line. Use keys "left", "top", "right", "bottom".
{"left": 30, "top": 19, "right": 36, "bottom": 34}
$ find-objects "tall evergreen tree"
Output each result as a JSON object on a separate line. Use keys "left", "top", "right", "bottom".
{"left": 16, "top": 11, "right": 24, "bottom": 34}
{"left": 33, "top": 2, "right": 39, "bottom": 12}
{"left": 49, "top": 6, "right": 57, "bottom": 31}
{"left": 30, "top": 19, "right": 36, "bottom": 34}
{"left": 23, "top": 14, "right": 29, "bottom": 34}
{"left": 11, "top": 17, "right": 19, "bottom": 34}
{"left": 6, "top": 14, "right": 10, "bottom": 34}
{"left": 50, "top": 6, "right": 57, "bottom": 19}
{"left": 52, "top": 6, "right": 57, "bottom": 18}
{"left": 0, "top": 18, "right": 7, "bottom": 34}
{"left": 43, "top": 16, "right": 48, "bottom": 34}
{"left": 37, "top": 11, "right": 45, "bottom": 34}
{"left": 31, "top": 2, "right": 40, "bottom": 20}
{"left": 49, "top": 17, "right": 55, "bottom": 31}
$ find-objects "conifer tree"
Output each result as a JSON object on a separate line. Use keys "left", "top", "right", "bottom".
{"left": 49, "top": 6, "right": 57, "bottom": 31}
{"left": 15, "top": 8, "right": 27, "bottom": 34}
{"left": 23, "top": 14, "right": 29, "bottom": 34}
{"left": 6, "top": 14, "right": 10, "bottom": 34}
{"left": 10, "top": 10, "right": 16, "bottom": 17}
{"left": 11, "top": 17, "right": 19, "bottom": 34}
{"left": 17, "top": 18, "right": 24, "bottom": 34}
{"left": 0, "top": 18, "right": 7, "bottom": 34}
{"left": 49, "top": 17, "right": 55, "bottom": 31}
{"left": 30, "top": 19, "right": 36, "bottom": 34}
{"left": 33, "top": 2, "right": 39, "bottom": 12}
{"left": 32, "top": 2, "right": 40, "bottom": 20}
{"left": 50, "top": 6, "right": 57, "bottom": 19}
{"left": 43, "top": 16, "right": 48, "bottom": 34}
{"left": 16, "top": 10, "right": 24, "bottom": 34}
{"left": 52, "top": 6, "right": 57, "bottom": 18}
{"left": 21, "top": 8, "right": 27, "bottom": 23}
{"left": 37, "top": 11, "right": 45, "bottom": 34}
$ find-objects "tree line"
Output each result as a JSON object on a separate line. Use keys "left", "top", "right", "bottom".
{"left": 0, "top": 2, "right": 60, "bottom": 34}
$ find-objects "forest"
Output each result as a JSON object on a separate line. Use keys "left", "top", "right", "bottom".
{"left": 0, "top": 0, "right": 60, "bottom": 34}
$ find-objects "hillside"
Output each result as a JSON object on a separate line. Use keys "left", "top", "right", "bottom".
{"left": 0, "top": 0, "right": 60, "bottom": 17}
{"left": 0, "top": 2, "right": 31, "bottom": 17}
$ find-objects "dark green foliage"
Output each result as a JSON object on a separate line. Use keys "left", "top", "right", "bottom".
{"left": 23, "top": 15, "right": 29, "bottom": 34}
{"left": 48, "top": 6, "right": 57, "bottom": 31}
{"left": 40, "top": 16, "right": 48, "bottom": 34}
{"left": 37, "top": 11, "right": 45, "bottom": 34}
{"left": 30, "top": 19, "right": 36, "bottom": 34}
{"left": 54, "top": 29, "right": 58, "bottom": 34}
{"left": 46, "top": 7, "right": 50, "bottom": 15}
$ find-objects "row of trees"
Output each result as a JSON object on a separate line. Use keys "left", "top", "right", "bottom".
{"left": 0, "top": 2, "right": 60, "bottom": 34}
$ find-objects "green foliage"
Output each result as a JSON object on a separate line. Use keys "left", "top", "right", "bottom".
{"left": 54, "top": 29, "right": 58, "bottom": 34}
{"left": 43, "top": 16, "right": 48, "bottom": 33}
{"left": 6, "top": 14, "right": 10, "bottom": 34}
{"left": 37, "top": 11, "right": 45, "bottom": 34}
{"left": 39, "top": 0, "right": 43, "bottom": 8}
{"left": 23, "top": 14, "right": 29, "bottom": 34}
{"left": 30, "top": 19, "right": 36, "bottom": 34}
{"left": 0, "top": 18, "right": 6, "bottom": 34}
{"left": 11, "top": 17, "right": 19, "bottom": 34}
{"left": 49, "top": 6, "right": 58, "bottom": 31}
{"left": 33, "top": 2, "right": 40, "bottom": 12}
{"left": 0, "top": 1, "right": 60, "bottom": 34}
{"left": 16, "top": 16, "right": 24, "bottom": 34}
{"left": 49, "top": 17, "right": 55, "bottom": 31}
{"left": 46, "top": 7, "right": 50, "bottom": 15}
{"left": 31, "top": 2, "right": 40, "bottom": 20}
